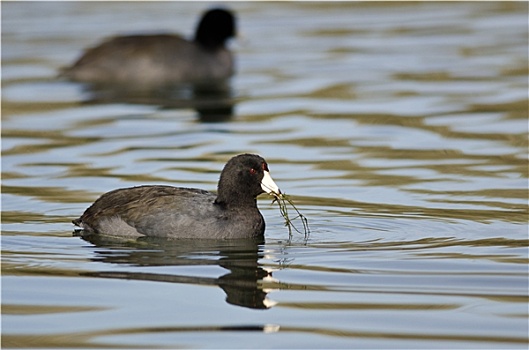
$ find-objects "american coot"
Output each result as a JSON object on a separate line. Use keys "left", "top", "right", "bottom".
{"left": 61, "top": 8, "right": 236, "bottom": 85}
{"left": 73, "top": 154, "right": 281, "bottom": 239}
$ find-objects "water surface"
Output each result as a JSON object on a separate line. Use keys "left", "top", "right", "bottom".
{"left": 2, "top": 2, "right": 528, "bottom": 349}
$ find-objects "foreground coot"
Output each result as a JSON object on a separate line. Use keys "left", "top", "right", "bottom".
{"left": 61, "top": 8, "right": 236, "bottom": 85}
{"left": 72, "top": 154, "right": 281, "bottom": 239}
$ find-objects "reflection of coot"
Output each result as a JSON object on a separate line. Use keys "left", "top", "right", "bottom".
{"left": 192, "top": 84, "right": 235, "bottom": 122}
{"left": 61, "top": 8, "right": 236, "bottom": 85}
{"left": 78, "top": 81, "right": 236, "bottom": 122}
{"left": 217, "top": 251, "right": 273, "bottom": 310}
{"left": 79, "top": 234, "right": 273, "bottom": 309}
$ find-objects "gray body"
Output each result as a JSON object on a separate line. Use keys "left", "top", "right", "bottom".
{"left": 73, "top": 186, "right": 264, "bottom": 239}
{"left": 62, "top": 35, "right": 233, "bottom": 85}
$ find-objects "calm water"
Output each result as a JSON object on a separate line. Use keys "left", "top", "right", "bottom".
{"left": 2, "top": 2, "right": 528, "bottom": 349}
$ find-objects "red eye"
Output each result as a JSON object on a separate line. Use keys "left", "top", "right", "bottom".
{"left": 249, "top": 168, "right": 257, "bottom": 175}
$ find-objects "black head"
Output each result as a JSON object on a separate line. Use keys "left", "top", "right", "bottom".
{"left": 194, "top": 8, "right": 236, "bottom": 49}
{"left": 216, "top": 154, "right": 279, "bottom": 206}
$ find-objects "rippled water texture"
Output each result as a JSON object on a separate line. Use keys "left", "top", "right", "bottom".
{"left": 2, "top": 2, "right": 528, "bottom": 349}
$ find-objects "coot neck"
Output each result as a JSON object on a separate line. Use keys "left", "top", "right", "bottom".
{"left": 194, "top": 38, "right": 225, "bottom": 51}
{"left": 214, "top": 192, "right": 258, "bottom": 209}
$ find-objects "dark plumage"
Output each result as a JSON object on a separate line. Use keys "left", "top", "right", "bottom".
{"left": 73, "top": 154, "right": 281, "bottom": 239}
{"left": 61, "top": 8, "right": 236, "bottom": 85}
